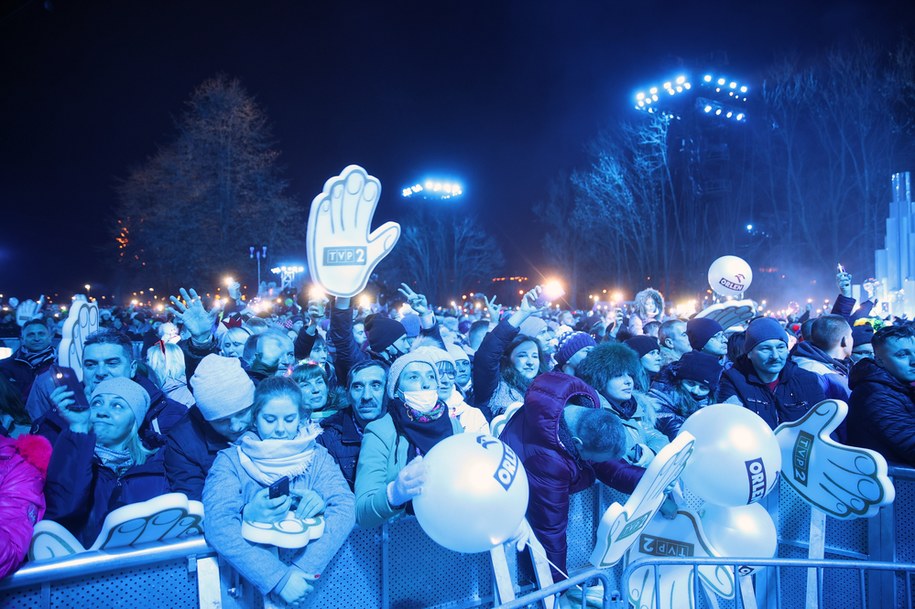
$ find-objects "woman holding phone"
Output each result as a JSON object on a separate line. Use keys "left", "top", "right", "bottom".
{"left": 203, "top": 376, "right": 355, "bottom": 608}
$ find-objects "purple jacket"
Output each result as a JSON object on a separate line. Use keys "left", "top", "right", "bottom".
{"left": 499, "top": 372, "right": 644, "bottom": 580}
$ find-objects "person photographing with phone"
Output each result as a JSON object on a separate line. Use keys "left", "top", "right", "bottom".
{"left": 203, "top": 376, "right": 355, "bottom": 608}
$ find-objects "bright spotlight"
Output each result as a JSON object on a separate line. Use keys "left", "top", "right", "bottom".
{"left": 636, "top": 92, "right": 645, "bottom": 100}
{"left": 715, "top": 108, "right": 722, "bottom": 115}
{"left": 676, "top": 75, "right": 686, "bottom": 84}
{"left": 704, "top": 105, "right": 712, "bottom": 113}
{"left": 729, "top": 81, "right": 737, "bottom": 89}
{"left": 703, "top": 74, "right": 712, "bottom": 82}
{"left": 717, "top": 78, "right": 725, "bottom": 85}
{"left": 746, "top": 224, "right": 754, "bottom": 231}
{"left": 740, "top": 85, "right": 748, "bottom": 93}
{"left": 736, "top": 113, "right": 745, "bottom": 121}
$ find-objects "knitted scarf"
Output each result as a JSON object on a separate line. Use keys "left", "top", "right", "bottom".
{"left": 16, "top": 346, "right": 55, "bottom": 370}
{"left": 236, "top": 424, "right": 322, "bottom": 486}
{"left": 95, "top": 444, "right": 135, "bottom": 476}
{"left": 388, "top": 397, "right": 454, "bottom": 459}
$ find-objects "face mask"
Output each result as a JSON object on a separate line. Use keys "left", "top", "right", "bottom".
{"left": 402, "top": 389, "right": 439, "bottom": 413}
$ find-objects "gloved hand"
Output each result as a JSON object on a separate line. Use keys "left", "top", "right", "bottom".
{"left": 386, "top": 456, "right": 426, "bottom": 507}
{"left": 507, "top": 518, "right": 534, "bottom": 552}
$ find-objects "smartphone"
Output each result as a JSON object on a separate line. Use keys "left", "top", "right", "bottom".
{"left": 268, "top": 476, "right": 290, "bottom": 499}
{"left": 837, "top": 263, "right": 846, "bottom": 274}
{"left": 52, "top": 365, "right": 90, "bottom": 412}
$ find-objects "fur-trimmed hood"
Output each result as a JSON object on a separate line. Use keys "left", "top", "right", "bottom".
{"left": 2, "top": 434, "right": 52, "bottom": 476}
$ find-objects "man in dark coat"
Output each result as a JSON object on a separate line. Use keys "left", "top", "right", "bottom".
{"left": 500, "top": 372, "right": 643, "bottom": 581}
{"left": 847, "top": 324, "right": 915, "bottom": 465}
{"left": 0, "top": 318, "right": 56, "bottom": 404}
{"left": 163, "top": 354, "right": 254, "bottom": 500}
{"left": 317, "top": 360, "right": 389, "bottom": 489}
{"left": 718, "top": 317, "right": 825, "bottom": 428}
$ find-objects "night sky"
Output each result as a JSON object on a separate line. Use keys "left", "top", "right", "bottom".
{"left": 2, "top": 0, "right": 913, "bottom": 298}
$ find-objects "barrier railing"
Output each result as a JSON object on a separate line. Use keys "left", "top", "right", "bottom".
{"left": 1, "top": 466, "right": 913, "bottom": 609}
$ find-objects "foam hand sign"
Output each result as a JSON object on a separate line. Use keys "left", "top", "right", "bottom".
{"left": 307, "top": 165, "right": 401, "bottom": 298}
{"left": 15, "top": 295, "right": 45, "bottom": 327}
{"left": 590, "top": 432, "right": 694, "bottom": 568}
{"left": 694, "top": 299, "right": 757, "bottom": 331}
{"left": 626, "top": 509, "right": 735, "bottom": 609}
{"left": 489, "top": 400, "right": 522, "bottom": 438}
{"left": 58, "top": 298, "right": 100, "bottom": 382}
{"left": 775, "top": 399, "right": 894, "bottom": 519}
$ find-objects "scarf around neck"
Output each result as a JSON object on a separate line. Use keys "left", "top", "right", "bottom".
{"left": 236, "top": 424, "right": 322, "bottom": 486}
{"left": 388, "top": 397, "right": 454, "bottom": 459}
{"left": 95, "top": 444, "right": 135, "bottom": 476}
{"left": 17, "top": 345, "right": 55, "bottom": 369}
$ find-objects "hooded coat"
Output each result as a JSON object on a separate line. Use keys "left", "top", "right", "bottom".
{"left": 792, "top": 340, "right": 851, "bottom": 401}
{"left": 847, "top": 358, "right": 915, "bottom": 465}
{"left": 0, "top": 434, "right": 51, "bottom": 578}
{"left": 499, "top": 372, "right": 643, "bottom": 581}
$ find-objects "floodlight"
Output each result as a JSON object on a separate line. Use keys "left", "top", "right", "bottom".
{"left": 717, "top": 78, "right": 725, "bottom": 85}
{"left": 676, "top": 75, "right": 686, "bottom": 84}
{"left": 703, "top": 74, "right": 712, "bottom": 82}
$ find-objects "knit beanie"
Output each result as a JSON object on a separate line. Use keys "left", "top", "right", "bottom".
{"left": 190, "top": 354, "right": 256, "bottom": 421}
{"left": 555, "top": 331, "right": 597, "bottom": 368}
{"left": 519, "top": 317, "right": 548, "bottom": 339}
{"left": 445, "top": 342, "right": 470, "bottom": 364}
{"left": 686, "top": 318, "right": 724, "bottom": 351}
{"left": 624, "top": 335, "right": 660, "bottom": 359}
{"left": 676, "top": 351, "right": 723, "bottom": 389}
{"left": 90, "top": 378, "right": 151, "bottom": 426}
{"left": 386, "top": 347, "right": 442, "bottom": 399}
{"left": 400, "top": 314, "right": 421, "bottom": 338}
{"left": 744, "top": 317, "right": 789, "bottom": 354}
{"left": 851, "top": 324, "right": 874, "bottom": 346}
{"left": 365, "top": 314, "right": 407, "bottom": 352}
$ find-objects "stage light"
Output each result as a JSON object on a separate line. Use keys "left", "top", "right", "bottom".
{"left": 704, "top": 105, "right": 712, "bottom": 113}
{"left": 676, "top": 75, "right": 686, "bottom": 84}
{"left": 740, "top": 85, "right": 748, "bottom": 93}
{"left": 703, "top": 74, "right": 712, "bottom": 82}
{"left": 717, "top": 78, "right": 725, "bottom": 85}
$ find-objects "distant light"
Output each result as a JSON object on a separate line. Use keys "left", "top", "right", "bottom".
{"left": 683, "top": 82, "right": 691, "bottom": 89}
{"left": 703, "top": 74, "right": 712, "bottom": 82}
{"left": 717, "top": 78, "right": 726, "bottom": 85}
{"left": 676, "top": 75, "right": 686, "bottom": 84}
{"left": 424, "top": 180, "right": 433, "bottom": 189}
{"left": 402, "top": 188, "right": 412, "bottom": 197}
{"left": 704, "top": 105, "right": 712, "bottom": 113}
{"left": 715, "top": 109, "right": 722, "bottom": 115}
{"left": 637, "top": 100, "right": 645, "bottom": 107}
{"left": 663, "top": 81, "right": 672, "bottom": 90}
{"left": 726, "top": 111, "right": 733, "bottom": 118}
{"left": 729, "top": 82, "right": 737, "bottom": 89}
{"left": 636, "top": 92, "right": 645, "bottom": 100}
{"left": 651, "top": 94, "right": 659, "bottom": 101}
{"left": 747, "top": 224, "right": 754, "bottom": 231}
{"left": 736, "top": 113, "right": 745, "bottom": 121}
{"left": 675, "top": 86, "right": 683, "bottom": 93}
{"left": 649, "top": 87, "right": 658, "bottom": 95}
{"left": 740, "top": 85, "right": 748, "bottom": 93}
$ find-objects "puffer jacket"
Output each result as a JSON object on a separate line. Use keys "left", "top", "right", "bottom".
{"left": 500, "top": 372, "right": 644, "bottom": 581}
{"left": 717, "top": 356, "right": 825, "bottom": 429}
{"left": 0, "top": 434, "right": 51, "bottom": 578}
{"left": 847, "top": 358, "right": 915, "bottom": 465}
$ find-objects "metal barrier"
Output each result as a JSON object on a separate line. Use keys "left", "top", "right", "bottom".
{"left": 1, "top": 467, "right": 914, "bottom": 609}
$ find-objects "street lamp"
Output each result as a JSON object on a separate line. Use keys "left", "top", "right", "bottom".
{"left": 402, "top": 177, "right": 464, "bottom": 200}
{"left": 249, "top": 245, "right": 268, "bottom": 293}
{"left": 84, "top": 284, "right": 91, "bottom": 300}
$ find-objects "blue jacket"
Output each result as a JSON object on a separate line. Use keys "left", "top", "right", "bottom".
{"left": 203, "top": 442, "right": 355, "bottom": 595}
{"left": 847, "top": 358, "right": 915, "bottom": 465}
{"left": 500, "top": 372, "right": 644, "bottom": 581}
{"left": 44, "top": 428, "right": 169, "bottom": 547}
{"left": 316, "top": 408, "right": 364, "bottom": 490}
{"left": 163, "top": 406, "right": 229, "bottom": 501}
{"left": 717, "top": 356, "right": 825, "bottom": 429}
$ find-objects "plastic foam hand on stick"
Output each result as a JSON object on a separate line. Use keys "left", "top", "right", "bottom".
{"left": 775, "top": 399, "right": 894, "bottom": 519}
{"left": 590, "top": 432, "right": 695, "bottom": 568}
{"left": 307, "top": 165, "right": 401, "bottom": 298}
{"left": 15, "top": 295, "right": 45, "bottom": 327}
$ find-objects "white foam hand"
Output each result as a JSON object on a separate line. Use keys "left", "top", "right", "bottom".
{"left": 307, "top": 165, "right": 400, "bottom": 298}
{"left": 775, "top": 399, "right": 895, "bottom": 519}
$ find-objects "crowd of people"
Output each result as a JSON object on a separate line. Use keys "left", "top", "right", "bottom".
{"left": 0, "top": 269, "right": 912, "bottom": 607}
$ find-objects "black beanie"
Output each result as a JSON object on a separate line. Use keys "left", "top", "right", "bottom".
{"left": 686, "top": 317, "right": 724, "bottom": 351}
{"left": 624, "top": 335, "right": 660, "bottom": 359}
{"left": 676, "top": 351, "right": 723, "bottom": 389}
{"left": 364, "top": 314, "right": 407, "bottom": 353}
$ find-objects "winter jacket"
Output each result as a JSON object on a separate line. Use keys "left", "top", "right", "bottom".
{"left": 44, "top": 429, "right": 169, "bottom": 547}
{"left": 831, "top": 294, "right": 876, "bottom": 325}
{"left": 354, "top": 407, "right": 463, "bottom": 529}
{"left": 202, "top": 442, "right": 355, "bottom": 595}
{"left": 0, "top": 434, "right": 51, "bottom": 578}
{"left": 316, "top": 408, "right": 365, "bottom": 490}
{"left": 596, "top": 393, "right": 668, "bottom": 466}
{"left": 717, "top": 356, "right": 825, "bottom": 429}
{"left": 0, "top": 347, "right": 55, "bottom": 404}
{"left": 500, "top": 372, "right": 644, "bottom": 581}
{"left": 847, "top": 358, "right": 915, "bottom": 465}
{"left": 472, "top": 319, "right": 526, "bottom": 420}
{"left": 792, "top": 341, "right": 851, "bottom": 401}
{"left": 328, "top": 304, "right": 369, "bottom": 384}
{"left": 177, "top": 337, "right": 220, "bottom": 382}
{"left": 163, "top": 406, "right": 230, "bottom": 501}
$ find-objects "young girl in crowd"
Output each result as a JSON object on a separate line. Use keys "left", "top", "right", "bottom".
{"left": 203, "top": 376, "right": 355, "bottom": 608}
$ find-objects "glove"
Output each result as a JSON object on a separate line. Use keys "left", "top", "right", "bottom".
{"left": 507, "top": 518, "right": 534, "bottom": 552}
{"left": 386, "top": 456, "right": 425, "bottom": 507}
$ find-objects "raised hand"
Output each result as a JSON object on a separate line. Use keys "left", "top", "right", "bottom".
{"left": 397, "top": 283, "right": 430, "bottom": 316}
{"left": 775, "top": 399, "right": 895, "bottom": 519}
{"left": 15, "top": 295, "right": 45, "bottom": 327}
{"left": 836, "top": 270, "right": 853, "bottom": 298}
{"left": 307, "top": 165, "right": 401, "bottom": 298}
{"left": 484, "top": 295, "right": 501, "bottom": 321}
{"left": 168, "top": 287, "right": 216, "bottom": 342}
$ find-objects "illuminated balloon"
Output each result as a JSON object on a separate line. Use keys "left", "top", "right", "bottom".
{"left": 708, "top": 255, "right": 753, "bottom": 297}
{"left": 679, "top": 404, "right": 781, "bottom": 506}
{"left": 413, "top": 433, "right": 529, "bottom": 553}
{"left": 701, "top": 503, "right": 777, "bottom": 575}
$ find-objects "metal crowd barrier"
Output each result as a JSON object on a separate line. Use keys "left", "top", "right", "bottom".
{"left": 2, "top": 467, "right": 914, "bottom": 609}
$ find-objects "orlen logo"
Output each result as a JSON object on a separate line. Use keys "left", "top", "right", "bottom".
{"left": 719, "top": 274, "right": 747, "bottom": 292}
{"left": 746, "top": 457, "right": 767, "bottom": 503}
{"left": 478, "top": 435, "right": 520, "bottom": 491}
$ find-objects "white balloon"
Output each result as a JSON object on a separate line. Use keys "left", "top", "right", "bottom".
{"left": 413, "top": 433, "right": 529, "bottom": 553}
{"left": 701, "top": 503, "right": 777, "bottom": 575}
{"left": 708, "top": 255, "right": 753, "bottom": 297}
{"left": 679, "top": 404, "right": 781, "bottom": 506}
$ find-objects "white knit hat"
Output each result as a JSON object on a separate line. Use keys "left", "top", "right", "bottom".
{"left": 190, "top": 354, "right": 255, "bottom": 421}
{"left": 90, "top": 378, "right": 150, "bottom": 426}
{"left": 386, "top": 347, "right": 441, "bottom": 399}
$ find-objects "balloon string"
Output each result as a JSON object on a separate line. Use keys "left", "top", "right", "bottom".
{"left": 523, "top": 540, "right": 571, "bottom": 582}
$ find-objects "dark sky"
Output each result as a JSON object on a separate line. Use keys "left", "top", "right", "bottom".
{"left": 2, "top": 0, "right": 913, "bottom": 297}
